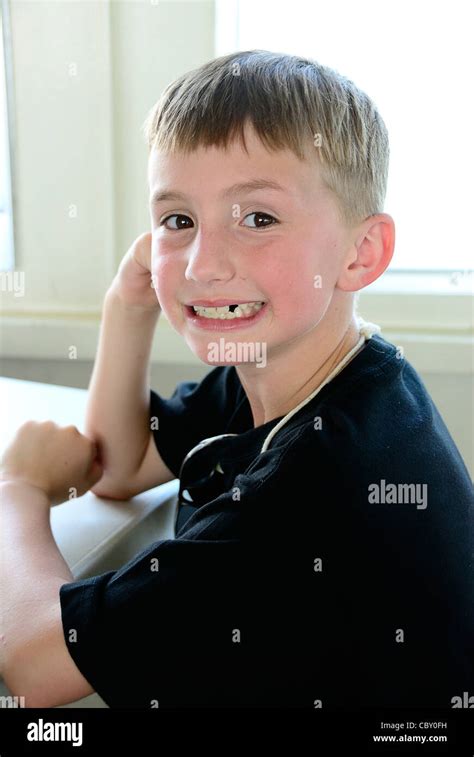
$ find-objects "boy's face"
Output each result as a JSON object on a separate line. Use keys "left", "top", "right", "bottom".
{"left": 148, "top": 123, "right": 355, "bottom": 366}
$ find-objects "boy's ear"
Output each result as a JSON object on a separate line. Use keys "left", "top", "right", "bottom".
{"left": 337, "top": 213, "right": 395, "bottom": 292}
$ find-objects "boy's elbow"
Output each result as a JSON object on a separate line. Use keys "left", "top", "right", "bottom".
{"left": 90, "top": 478, "right": 131, "bottom": 500}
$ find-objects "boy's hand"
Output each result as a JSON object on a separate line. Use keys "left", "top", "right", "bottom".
{"left": 0, "top": 421, "right": 104, "bottom": 506}
{"left": 111, "top": 232, "right": 161, "bottom": 312}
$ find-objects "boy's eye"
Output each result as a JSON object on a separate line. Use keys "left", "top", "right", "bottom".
{"left": 242, "top": 212, "right": 278, "bottom": 229}
{"left": 159, "top": 211, "right": 277, "bottom": 231}
{"left": 160, "top": 214, "right": 194, "bottom": 230}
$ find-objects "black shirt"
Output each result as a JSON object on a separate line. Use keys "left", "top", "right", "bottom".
{"left": 59, "top": 333, "right": 474, "bottom": 709}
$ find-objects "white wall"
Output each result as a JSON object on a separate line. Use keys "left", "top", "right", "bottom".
{"left": 5, "top": 0, "right": 115, "bottom": 306}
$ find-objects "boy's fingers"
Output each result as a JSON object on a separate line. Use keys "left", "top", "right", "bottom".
{"left": 88, "top": 459, "right": 104, "bottom": 487}
{"left": 85, "top": 439, "right": 104, "bottom": 487}
{"left": 133, "top": 232, "right": 153, "bottom": 270}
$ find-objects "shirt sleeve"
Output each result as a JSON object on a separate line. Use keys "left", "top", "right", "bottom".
{"left": 149, "top": 366, "right": 238, "bottom": 478}
{"left": 59, "top": 536, "right": 248, "bottom": 709}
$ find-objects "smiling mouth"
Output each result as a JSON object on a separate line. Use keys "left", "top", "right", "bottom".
{"left": 187, "top": 302, "right": 266, "bottom": 320}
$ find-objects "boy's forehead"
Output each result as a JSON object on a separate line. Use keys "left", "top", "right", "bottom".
{"left": 148, "top": 133, "right": 324, "bottom": 205}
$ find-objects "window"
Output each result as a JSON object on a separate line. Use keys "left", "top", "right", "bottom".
{"left": 0, "top": 0, "right": 15, "bottom": 272}
{"left": 215, "top": 0, "right": 473, "bottom": 275}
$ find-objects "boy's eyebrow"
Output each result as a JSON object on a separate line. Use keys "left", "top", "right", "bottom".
{"left": 149, "top": 178, "right": 288, "bottom": 206}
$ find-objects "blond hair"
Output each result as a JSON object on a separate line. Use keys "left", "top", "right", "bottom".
{"left": 142, "top": 50, "right": 389, "bottom": 230}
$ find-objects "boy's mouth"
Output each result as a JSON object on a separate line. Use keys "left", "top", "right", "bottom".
{"left": 183, "top": 301, "right": 268, "bottom": 329}
{"left": 187, "top": 301, "right": 266, "bottom": 319}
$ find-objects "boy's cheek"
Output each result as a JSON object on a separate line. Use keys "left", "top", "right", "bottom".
{"left": 153, "top": 280, "right": 183, "bottom": 325}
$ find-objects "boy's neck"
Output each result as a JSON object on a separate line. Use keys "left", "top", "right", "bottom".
{"left": 237, "top": 311, "right": 361, "bottom": 429}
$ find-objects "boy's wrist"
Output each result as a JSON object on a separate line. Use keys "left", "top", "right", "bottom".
{"left": 105, "top": 281, "right": 162, "bottom": 318}
{"left": 0, "top": 477, "right": 51, "bottom": 509}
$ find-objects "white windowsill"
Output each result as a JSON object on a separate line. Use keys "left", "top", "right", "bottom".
{"left": 365, "top": 269, "right": 473, "bottom": 295}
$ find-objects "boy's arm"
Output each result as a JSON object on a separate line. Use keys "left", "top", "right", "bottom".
{"left": 0, "top": 464, "right": 100, "bottom": 707}
{"left": 0, "top": 480, "right": 95, "bottom": 706}
{"left": 85, "top": 285, "right": 174, "bottom": 499}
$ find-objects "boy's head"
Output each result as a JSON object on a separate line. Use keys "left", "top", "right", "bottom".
{"left": 142, "top": 50, "right": 394, "bottom": 369}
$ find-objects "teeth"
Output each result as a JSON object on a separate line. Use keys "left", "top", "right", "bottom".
{"left": 192, "top": 301, "right": 265, "bottom": 319}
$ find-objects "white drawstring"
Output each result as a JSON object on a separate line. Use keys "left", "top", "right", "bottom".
{"left": 260, "top": 316, "right": 382, "bottom": 453}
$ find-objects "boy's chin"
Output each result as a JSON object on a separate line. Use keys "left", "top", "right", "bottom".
{"left": 189, "top": 347, "right": 239, "bottom": 368}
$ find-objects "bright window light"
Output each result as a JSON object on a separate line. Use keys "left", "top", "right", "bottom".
{"left": 218, "top": 0, "right": 473, "bottom": 272}
{"left": 0, "top": 3, "right": 15, "bottom": 273}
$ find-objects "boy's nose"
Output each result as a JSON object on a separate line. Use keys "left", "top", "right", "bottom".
{"left": 184, "top": 234, "right": 236, "bottom": 282}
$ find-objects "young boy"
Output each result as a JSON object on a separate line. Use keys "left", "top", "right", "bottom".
{"left": 1, "top": 50, "right": 472, "bottom": 710}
